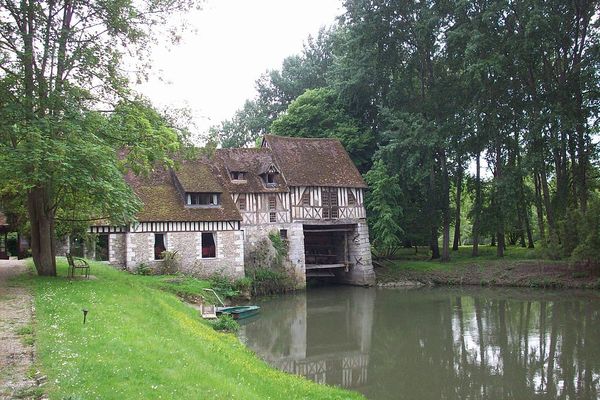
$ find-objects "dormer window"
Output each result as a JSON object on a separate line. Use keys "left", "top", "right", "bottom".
{"left": 231, "top": 171, "right": 246, "bottom": 181}
{"left": 186, "top": 193, "right": 220, "bottom": 207}
{"left": 266, "top": 173, "right": 276, "bottom": 186}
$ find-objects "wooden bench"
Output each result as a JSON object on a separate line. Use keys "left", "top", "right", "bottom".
{"left": 67, "top": 253, "right": 90, "bottom": 279}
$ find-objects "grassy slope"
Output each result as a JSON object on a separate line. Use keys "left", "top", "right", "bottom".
{"left": 26, "top": 260, "right": 361, "bottom": 400}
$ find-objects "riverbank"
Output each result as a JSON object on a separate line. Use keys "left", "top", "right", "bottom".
{"left": 11, "top": 260, "right": 362, "bottom": 400}
{"left": 375, "top": 246, "right": 600, "bottom": 289}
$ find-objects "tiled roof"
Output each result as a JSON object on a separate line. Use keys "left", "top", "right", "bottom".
{"left": 263, "top": 135, "right": 367, "bottom": 188}
{"left": 214, "top": 148, "right": 288, "bottom": 193}
{"left": 172, "top": 159, "right": 224, "bottom": 193}
{"left": 125, "top": 165, "right": 241, "bottom": 223}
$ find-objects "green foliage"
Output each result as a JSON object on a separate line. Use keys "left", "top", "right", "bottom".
{"left": 572, "top": 196, "right": 600, "bottom": 267}
{"left": 270, "top": 88, "right": 374, "bottom": 171}
{"left": 0, "top": 0, "right": 200, "bottom": 275}
{"left": 365, "top": 160, "right": 403, "bottom": 252}
{"left": 156, "top": 250, "right": 180, "bottom": 275}
{"left": 251, "top": 268, "right": 295, "bottom": 296}
{"left": 210, "top": 314, "right": 239, "bottom": 333}
{"left": 134, "top": 263, "right": 153, "bottom": 276}
{"left": 268, "top": 230, "right": 288, "bottom": 265}
{"left": 209, "top": 274, "right": 239, "bottom": 298}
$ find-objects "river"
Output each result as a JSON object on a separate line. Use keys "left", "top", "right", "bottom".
{"left": 238, "top": 286, "right": 600, "bottom": 399}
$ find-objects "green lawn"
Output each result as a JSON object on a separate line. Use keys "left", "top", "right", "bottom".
{"left": 381, "top": 245, "right": 546, "bottom": 272}
{"left": 23, "top": 260, "right": 361, "bottom": 400}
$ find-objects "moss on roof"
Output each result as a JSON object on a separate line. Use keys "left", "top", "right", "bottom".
{"left": 263, "top": 135, "right": 367, "bottom": 188}
{"left": 125, "top": 166, "right": 241, "bottom": 223}
{"left": 172, "top": 160, "right": 224, "bottom": 193}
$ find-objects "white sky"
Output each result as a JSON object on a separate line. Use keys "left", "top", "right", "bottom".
{"left": 137, "top": 0, "right": 344, "bottom": 138}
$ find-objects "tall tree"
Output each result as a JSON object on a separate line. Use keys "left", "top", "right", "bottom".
{"left": 0, "top": 0, "right": 199, "bottom": 276}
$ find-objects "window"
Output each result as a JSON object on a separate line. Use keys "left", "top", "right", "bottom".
{"left": 322, "top": 187, "right": 339, "bottom": 219}
{"left": 279, "top": 229, "right": 288, "bottom": 240}
{"left": 202, "top": 232, "right": 216, "bottom": 258}
{"left": 268, "top": 194, "right": 277, "bottom": 223}
{"left": 231, "top": 171, "right": 246, "bottom": 181}
{"left": 265, "top": 173, "right": 276, "bottom": 186}
{"left": 154, "top": 233, "right": 166, "bottom": 260}
{"left": 237, "top": 194, "right": 246, "bottom": 211}
{"left": 186, "top": 193, "right": 220, "bottom": 206}
{"left": 302, "top": 192, "right": 311, "bottom": 206}
{"left": 348, "top": 190, "right": 356, "bottom": 206}
{"left": 95, "top": 234, "right": 109, "bottom": 261}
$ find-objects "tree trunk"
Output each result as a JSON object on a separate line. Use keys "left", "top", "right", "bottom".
{"left": 27, "top": 187, "right": 56, "bottom": 276}
{"left": 429, "top": 162, "right": 440, "bottom": 259}
{"left": 534, "top": 170, "right": 546, "bottom": 243}
{"left": 452, "top": 163, "right": 463, "bottom": 251}
{"left": 441, "top": 151, "right": 451, "bottom": 262}
{"left": 472, "top": 152, "right": 481, "bottom": 257}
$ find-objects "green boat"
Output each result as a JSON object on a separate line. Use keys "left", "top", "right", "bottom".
{"left": 216, "top": 305, "right": 260, "bottom": 320}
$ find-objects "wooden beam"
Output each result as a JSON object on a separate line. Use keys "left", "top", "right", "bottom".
{"left": 303, "top": 228, "right": 354, "bottom": 233}
{"left": 305, "top": 263, "right": 347, "bottom": 270}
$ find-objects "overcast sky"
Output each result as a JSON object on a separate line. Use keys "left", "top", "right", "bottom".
{"left": 137, "top": 0, "right": 344, "bottom": 137}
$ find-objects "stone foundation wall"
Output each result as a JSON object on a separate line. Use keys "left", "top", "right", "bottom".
{"left": 333, "top": 221, "right": 375, "bottom": 286}
{"left": 243, "top": 223, "right": 305, "bottom": 288}
{"left": 123, "top": 230, "right": 244, "bottom": 279}
{"left": 108, "top": 234, "right": 126, "bottom": 267}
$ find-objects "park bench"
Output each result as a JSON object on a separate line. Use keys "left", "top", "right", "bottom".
{"left": 66, "top": 253, "right": 90, "bottom": 279}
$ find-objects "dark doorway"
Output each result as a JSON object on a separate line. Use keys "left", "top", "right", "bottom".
{"left": 303, "top": 224, "right": 355, "bottom": 279}
{"left": 95, "top": 234, "right": 109, "bottom": 261}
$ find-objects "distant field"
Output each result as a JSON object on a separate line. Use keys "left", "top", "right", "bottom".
{"left": 376, "top": 245, "right": 599, "bottom": 289}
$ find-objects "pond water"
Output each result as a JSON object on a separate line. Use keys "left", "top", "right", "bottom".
{"left": 238, "top": 286, "right": 600, "bottom": 400}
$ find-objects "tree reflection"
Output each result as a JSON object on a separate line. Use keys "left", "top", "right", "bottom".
{"left": 240, "top": 287, "right": 600, "bottom": 400}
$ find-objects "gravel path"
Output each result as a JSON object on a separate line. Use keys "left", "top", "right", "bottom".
{"left": 0, "top": 260, "right": 40, "bottom": 399}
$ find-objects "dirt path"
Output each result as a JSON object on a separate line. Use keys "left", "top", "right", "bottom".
{"left": 0, "top": 260, "right": 40, "bottom": 399}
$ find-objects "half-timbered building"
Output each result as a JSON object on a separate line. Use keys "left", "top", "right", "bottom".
{"left": 84, "top": 135, "right": 374, "bottom": 286}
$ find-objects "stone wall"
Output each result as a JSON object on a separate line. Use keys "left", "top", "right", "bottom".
{"left": 333, "top": 221, "right": 375, "bottom": 286}
{"left": 243, "top": 223, "right": 306, "bottom": 288}
{"left": 123, "top": 230, "right": 244, "bottom": 279}
{"left": 108, "top": 234, "right": 126, "bottom": 267}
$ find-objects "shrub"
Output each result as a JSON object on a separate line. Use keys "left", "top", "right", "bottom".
{"left": 156, "top": 250, "right": 180, "bottom": 275}
{"left": 209, "top": 273, "right": 239, "bottom": 298}
{"left": 210, "top": 314, "right": 239, "bottom": 333}
{"left": 268, "top": 230, "right": 288, "bottom": 264}
{"left": 250, "top": 267, "right": 295, "bottom": 295}
{"left": 234, "top": 277, "right": 253, "bottom": 293}
{"left": 572, "top": 197, "right": 600, "bottom": 268}
{"left": 134, "top": 263, "right": 153, "bottom": 275}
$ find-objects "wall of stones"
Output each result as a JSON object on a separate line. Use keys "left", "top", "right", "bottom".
{"left": 333, "top": 221, "right": 375, "bottom": 286}
{"left": 123, "top": 230, "right": 244, "bottom": 279}
{"left": 243, "top": 223, "right": 306, "bottom": 288}
{"left": 108, "top": 234, "right": 126, "bottom": 267}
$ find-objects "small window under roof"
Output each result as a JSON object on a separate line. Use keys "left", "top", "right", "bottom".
{"left": 230, "top": 171, "right": 246, "bottom": 181}
{"left": 186, "top": 193, "right": 220, "bottom": 206}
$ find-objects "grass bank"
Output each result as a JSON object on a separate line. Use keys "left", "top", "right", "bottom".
{"left": 21, "top": 260, "right": 361, "bottom": 400}
{"left": 376, "top": 246, "right": 600, "bottom": 289}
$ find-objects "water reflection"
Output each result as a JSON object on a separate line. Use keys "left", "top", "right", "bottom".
{"left": 239, "top": 287, "right": 600, "bottom": 399}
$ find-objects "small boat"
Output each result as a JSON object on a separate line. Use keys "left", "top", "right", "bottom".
{"left": 216, "top": 305, "right": 260, "bottom": 320}
{"left": 202, "top": 289, "right": 260, "bottom": 320}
